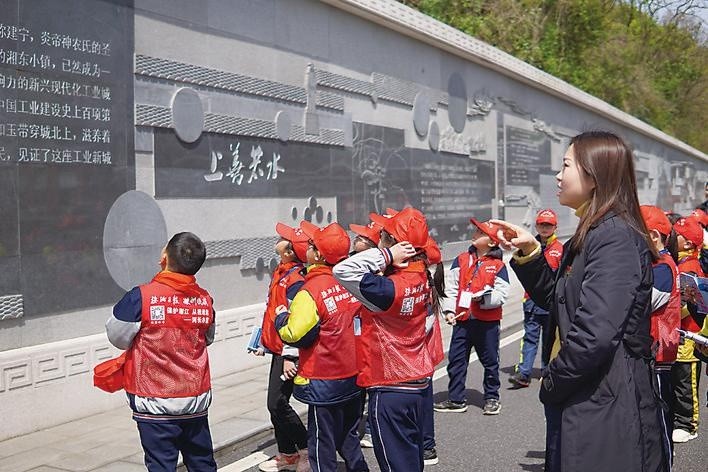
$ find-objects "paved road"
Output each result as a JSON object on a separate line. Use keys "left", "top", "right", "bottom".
{"left": 225, "top": 327, "right": 708, "bottom": 471}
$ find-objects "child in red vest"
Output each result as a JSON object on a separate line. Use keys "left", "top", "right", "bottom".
{"left": 106, "top": 232, "right": 216, "bottom": 471}
{"left": 434, "top": 219, "right": 510, "bottom": 415}
{"left": 333, "top": 207, "right": 443, "bottom": 472}
{"left": 640, "top": 206, "right": 681, "bottom": 462}
{"left": 256, "top": 223, "right": 310, "bottom": 472}
{"left": 349, "top": 221, "right": 381, "bottom": 254}
{"left": 672, "top": 215, "right": 705, "bottom": 443}
{"left": 348, "top": 220, "right": 380, "bottom": 451}
{"left": 275, "top": 222, "right": 368, "bottom": 472}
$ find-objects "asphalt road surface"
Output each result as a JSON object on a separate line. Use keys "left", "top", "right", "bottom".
{"left": 227, "top": 327, "right": 708, "bottom": 471}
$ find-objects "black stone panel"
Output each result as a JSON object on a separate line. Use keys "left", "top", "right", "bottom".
{"left": 505, "top": 126, "right": 551, "bottom": 191}
{"left": 154, "top": 128, "right": 336, "bottom": 199}
{"left": 410, "top": 149, "right": 494, "bottom": 242}
{"left": 154, "top": 122, "right": 496, "bottom": 245}
{"left": 0, "top": 0, "right": 134, "bottom": 316}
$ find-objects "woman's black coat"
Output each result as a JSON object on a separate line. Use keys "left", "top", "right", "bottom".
{"left": 512, "top": 212, "right": 667, "bottom": 472}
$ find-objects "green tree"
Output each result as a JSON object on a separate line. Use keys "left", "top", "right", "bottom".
{"left": 401, "top": 0, "right": 708, "bottom": 152}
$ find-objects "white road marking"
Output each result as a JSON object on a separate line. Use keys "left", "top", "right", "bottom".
{"left": 219, "top": 451, "right": 271, "bottom": 471}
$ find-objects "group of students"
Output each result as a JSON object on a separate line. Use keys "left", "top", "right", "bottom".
{"left": 258, "top": 205, "right": 570, "bottom": 471}
{"left": 101, "top": 205, "right": 708, "bottom": 472}
{"left": 100, "top": 130, "right": 706, "bottom": 472}
{"left": 256, "top": 207, "right": 447, "bottom": 472}
{"left": 101, "top": 208, "right": 511, "bottom": 472}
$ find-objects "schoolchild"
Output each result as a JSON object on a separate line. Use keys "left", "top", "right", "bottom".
{"left": 640, "top": 205, "right": 681, "bottom": 463}
{"left": 105, "top": 232, "right": 217, "bottom": 472}
{"left": 434, "top": 219, "right": 510, "bottom": 415}
{"left": 257, "top": 223, "right": 310, "bottom": 472}
{"left": 350, "top": 221, "right": 381, "bottom": 254}
{"left": 690, "top": 208, "right": 708, "bottom": 275}
{"left": 275, "top": 222, "right": 368, "bottom": 472}
{"left": 382, "top": 208, "right": 445, "bottom": 466}
{"left": 509, "top": 209, "right": 563, "bottom": 388}
{"left": 348, "top": 220, "right": 380, "bottom": 450}
{"left": 672, "top": 215, "right": 705, "bottom": 443}
{"left": 333, "top": 207, "right": 444, "bottom": 472}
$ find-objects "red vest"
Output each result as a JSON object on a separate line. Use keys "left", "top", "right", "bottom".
{"left": 261, "top": 262, "right": 305, "bottom": 355}
{"left": 523, "top": 237, "right": 563, "bottom": 301}
{"left": 678, "top": 254, "right": 704, "bottom": 332}
{"left": 297, "top": 266, "right": 361, "bottom": 380}
{"left": 650, "top": 252, "right": 681, "bottom": 363}
{"left": 455, "top": 252, "right": 505, "bottom": 322}
{"left": 124, "top": 276, "right": 213, "bottom": 398}
{"left": 357, "top": 262, "right": 436, "bottom": 387}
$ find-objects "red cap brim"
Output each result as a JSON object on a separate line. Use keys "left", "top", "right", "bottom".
{"left": 369, "top": 212, "right": 394, "bottom": 232}
{"left": 349, "top": 223, "right": 380, "bottom": 244}
{"left": 299, "top": 220, "right": 320, "bottom": 240}
{"left": 470, "top": 218, "right": 500, "bottom": 244}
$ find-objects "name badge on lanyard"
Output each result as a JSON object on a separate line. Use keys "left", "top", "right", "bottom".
{"left": 458, "top": 291, "right": 473, "bottom": 309}
{"left": 458, "top": 259, "right": 481, "bottom": 309}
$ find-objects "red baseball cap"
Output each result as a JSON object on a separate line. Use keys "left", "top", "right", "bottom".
{"left": 470, "top": 218, "right": 502, "bottom": 245}
{"left": 640, "top": 205, "right": 672, "bottom": 236}
{"left": 370, "top": 207, "right": 429, "bottom": 249}
{"left": 536, "top": 209, "right": 557, "bottom": 226}
{"left": 349, "top": 221, "right": 382, "bottom": 245}
{"left": 275, "top": 222, "right": 309, "bottom": 262}
{"left": 691, "top": 208, "right": 708, "bottom": 226}
{"left": 673, "top": 216, "right": 704, "bottom": 248}
{"left": 300, "top": 221, "right": 351, "bottom": 265}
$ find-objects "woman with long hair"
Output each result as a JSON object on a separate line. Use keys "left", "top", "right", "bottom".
{"left": 494, "top": 131, "right": 668, "bottom": 472}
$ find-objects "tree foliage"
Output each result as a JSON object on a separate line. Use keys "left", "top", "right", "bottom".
{"left": 401, "top": 0, "right": 707, "bottom": 152}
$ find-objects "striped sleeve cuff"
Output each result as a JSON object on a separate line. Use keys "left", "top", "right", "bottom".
{"left": 380, "top": 247, "right": 393, "bottom": 266}
{"left": 512, "top": 243, "right": 542, "bottom": 265}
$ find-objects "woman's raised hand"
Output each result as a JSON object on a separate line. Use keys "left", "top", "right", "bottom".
{"left": 490, "top": 219, "right": 539, "bottom": 255}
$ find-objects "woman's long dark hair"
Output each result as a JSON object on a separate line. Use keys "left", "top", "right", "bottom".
{"left": 662, "top": 230, "right": 679, "bottom": 263}
{"left": 429, "top": 262, "right": 445, "bottom": 315}
{"left": 569, "top": 131, "right": 659, "bottom": 262}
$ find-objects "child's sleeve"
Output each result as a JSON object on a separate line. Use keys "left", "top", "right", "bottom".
{"left": 480, "top": 264, "right": 510, "bottom": 309}
{"left": 651, "top": 263, "right": 673, "bottom": 313}
{"left": 205, "top": 298, "right": 216, "bottom": 346}
{"left": 275, "top": 290, "right": 320, "bottom": 348}
{"left": 282, "top": 279, "right": 305, "bottom": 357}
{"left": 106, "top": 287, "right": 142, "bottom": 350}
{"left": 286, "top": 280, "right": 305, "bottom": 305}
{"left": 333, "top": 248, "right": 396, "bottom": 312}
{"left": 441, "top": 256, "right": 461, "bottom": 315}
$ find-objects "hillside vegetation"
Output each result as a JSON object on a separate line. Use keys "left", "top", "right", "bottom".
{"left": 402, "top": 0, "right": 707, "bottom": 152}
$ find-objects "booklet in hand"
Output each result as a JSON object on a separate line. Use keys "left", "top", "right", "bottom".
{"left": 679, "top": 272, "right": 708, "bottom": 314}
{"left": 247, "top": 326, "right": 265, "bottom": 353}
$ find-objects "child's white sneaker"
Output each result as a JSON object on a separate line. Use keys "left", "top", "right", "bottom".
{"left": 672, "top": 429, "right": 697, "bottom": 443}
